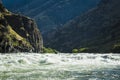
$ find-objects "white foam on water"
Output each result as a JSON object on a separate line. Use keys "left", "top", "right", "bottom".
{"left": 0, "top": 53, "right": 119, "bottom": 71}
{"left": 0, "top": 53, "right": 120, "bottom": 80}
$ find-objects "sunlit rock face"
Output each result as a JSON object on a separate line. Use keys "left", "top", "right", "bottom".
{"left": 0, "top": 3, "right": 43, "bottom": 53}
{"left": 45, "top": 0, "right": 120, "bottom": 53}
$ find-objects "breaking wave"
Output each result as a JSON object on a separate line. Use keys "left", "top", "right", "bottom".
{"left": 0, "top": 53, "right": 120, "bottom": 80}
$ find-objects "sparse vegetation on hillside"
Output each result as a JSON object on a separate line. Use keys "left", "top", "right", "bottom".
{"left": 0, "top": 3, "right": 43, "bottom": 53}
{"left": 43, "top": 47, "right": 58, "bottom": 54}
{"left": 72, "top": 48, "right": 89, "bottom": 53}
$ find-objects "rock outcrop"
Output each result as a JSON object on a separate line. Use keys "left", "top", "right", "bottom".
{"left": 0, "top": 3, "right": 43, "bottom": 53}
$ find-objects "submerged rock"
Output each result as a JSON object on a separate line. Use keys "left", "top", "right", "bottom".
{"left": 0, "top": 3, "right": 43, "bottom": 53}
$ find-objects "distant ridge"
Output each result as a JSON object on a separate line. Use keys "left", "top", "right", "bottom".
{"left": 3, "top": 0, "right": 100, "bottom": 35}
{"left": 45, "top": 0, "right": 120, "bottom": 53}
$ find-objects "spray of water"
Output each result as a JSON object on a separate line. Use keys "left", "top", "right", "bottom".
{"left": 0, "top": 53, "right": 120, "bottom": 80}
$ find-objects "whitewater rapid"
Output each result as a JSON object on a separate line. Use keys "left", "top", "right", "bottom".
{"left": 0, "top": 53, "right": 120, "bottom": 80}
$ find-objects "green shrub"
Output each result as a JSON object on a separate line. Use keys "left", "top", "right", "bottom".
{"left": 111, "top": 44, "right": 120, "bottom": 53}
{"left": 72, "top": 48, "right": 89, "bottom": 53}
{"left": 72, "top": 49, "right": 78, "bottom": 53}
{"left": 43, "top": 47, "right": 58, "bottom": 54}
{"left": 79, "top": 48, "right": 89, "bottom": 52}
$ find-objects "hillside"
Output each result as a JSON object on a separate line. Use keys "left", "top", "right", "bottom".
{"left": 3, "top": 0, "right": 100, "bottom": 35}
{"left": 45, "top": 0, "right": 120, "bottom": 53}
{"left": 0, "top": 3, "right": 43, "bottom": 53}
{"left": 2, "top": 0, "right": 31, "bottom": 11}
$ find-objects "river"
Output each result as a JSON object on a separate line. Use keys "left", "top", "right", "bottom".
{"left": 0, "top": 53, "right": 120, "bottom": 80}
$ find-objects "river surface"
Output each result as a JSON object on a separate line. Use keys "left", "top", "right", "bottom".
{"left": 0, "top": 53, "right": 120, "bottom": 80}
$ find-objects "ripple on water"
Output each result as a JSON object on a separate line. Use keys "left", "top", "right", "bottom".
{"left": 0, "top": 53, "right": 119, "bottom": 80}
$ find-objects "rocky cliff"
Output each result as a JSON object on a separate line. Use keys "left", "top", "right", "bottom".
{"left": 0, "top": 3, "right": 43, "bottom": 53}
{"left": 45, "top": 0, "right": 120, "bottom": 53}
